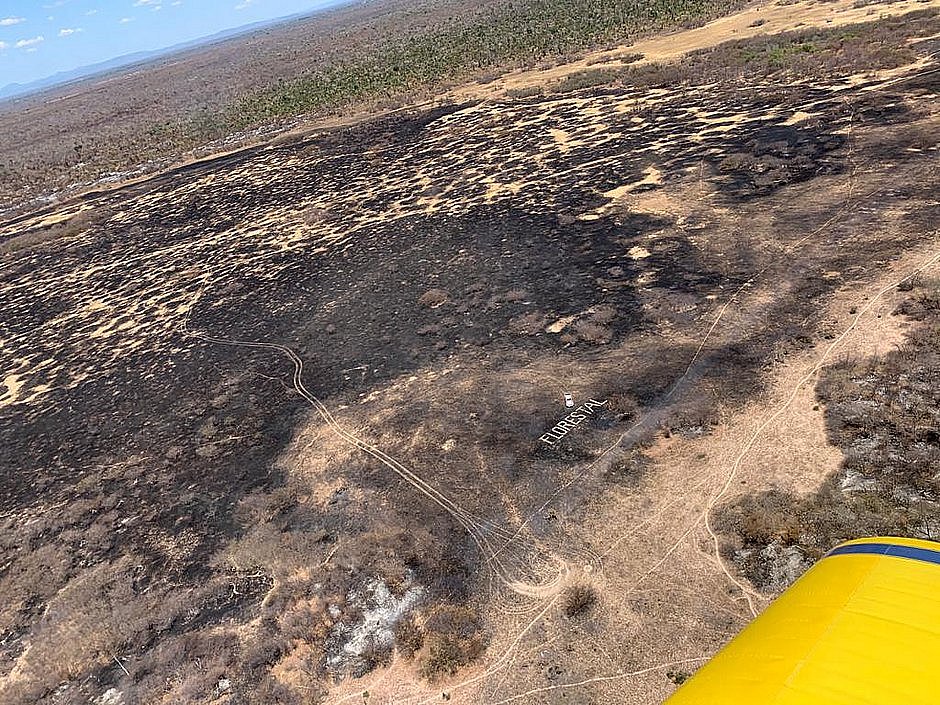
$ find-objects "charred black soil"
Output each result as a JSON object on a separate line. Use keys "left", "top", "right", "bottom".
{"left": 1, "top": 9, "right": 939, "bottom": 704}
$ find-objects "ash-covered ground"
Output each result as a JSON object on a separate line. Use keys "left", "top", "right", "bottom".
{"left": 1, "top": 14, "right": 938, "bottom": 703}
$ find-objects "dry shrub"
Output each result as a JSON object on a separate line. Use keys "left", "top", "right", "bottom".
{"left": 667, "top": 669, "right": 691, "bottom": 685}
{"left": 476, "top": 70, "right": 502, "bottom": 85}
{"left": 562, "top": 583, "right": 597, "bottom": 617}
{"left": 895, "top": 288, "right": 940, "bottom": 320}
{"left": 720, "top": 489, "right": 803, "bottom": 547}
{"left": 418, "top": 289, "right": 448, "bottom": 308}
{"left": 619, "top": 52, "right": 644, "bottom": 64}
{"left": 720, "top": 282, "right": 940, "bottom": 588}
{"left": 249, "top": 676, "right": 302, "bottom": 705}
{"left": 62, "top": 206, "right": 112, "bottom": 233}
{"left": 508, "top": 311, "right": 548, "bottom": 336}
{"left": 604, "top": 450, "right": 649, "bottom": 486}
{"left": 0, "top": 228, "right": 63, "bottom": 255}
{"left": 0, "top": 557, "right": 185, "bottom": 701}
{"left": 270, "top": 131, "right": 306, "bottom": 148}
{"left": 606, "top": 391, "right": 638, "bottom": 418}
{"left": 395, "top": 617, "right": 425, "bottom": 658}
{"left": 505, "top": 85, "right": 543, "bottom": 99}
{"left": 135, "top": 630, "right": 241, "bottom": 703}
{"left": 360, "top": 634, "right": 394, "bottom": 674}
{"left": 572, "top": 320, "right": 613, "bottom": 344}
{"left": 549, "top": 68, "right": 623, "bottom": 94}
{"left": 301, "top": 206, "right": 330, "bottom": 226}
{"left": 418, "top": 605, "right": 483, "bottom": 681}
{"left": 589, "top": 305, "right": 618, "bottom": 325}
{"left": 218, "top": 522, "right": 326, "bottom": 580}
{"left": 421, "top": 183, "right": 445, "bottom": 198}
{"left": 503, "top": 288, "right": 529, "bottom": 302}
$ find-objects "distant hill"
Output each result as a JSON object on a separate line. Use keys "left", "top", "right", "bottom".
{"left": 0, "top": 9, "right": 342, "bottom": 103}
{"left": 1, "top": 50, "right": 172, "bottom": 102}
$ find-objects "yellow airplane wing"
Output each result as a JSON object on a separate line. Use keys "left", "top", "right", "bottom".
{"left": 665, "top": 537, "right": 940, "bottom": 705}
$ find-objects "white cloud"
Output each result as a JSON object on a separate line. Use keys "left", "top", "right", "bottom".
{"left": 58, "top": 27, "right": 82, "bottom": 37}
{"left": 85, "top": 9, "right": 99, "bottom": 16}
{"left": 0, "top": 17, "right": 26, "bottom": 26}
{"left": 119, "top": 17, "right": 133, "bottom": 24}
{"left": 235, "top": 0, "right": 254, "bottom": 9}
{"left": 133, "top": 0, "right": 160, "bottom": 5}
{"left": 0, "top": 41, "right": 7, "bottom": 50}
{"left": 15, "top": 36, "right": 45, "bottom": 49}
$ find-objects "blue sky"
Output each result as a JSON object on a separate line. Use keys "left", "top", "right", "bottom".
{"left": 0, "top": 0, "right": 349, "bottom": 87}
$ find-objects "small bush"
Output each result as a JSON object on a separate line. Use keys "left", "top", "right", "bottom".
{"left": 572, "top": 320, "right": 613, "bottom": 344}
{"left": 562, "top": 583, "right": 597, "bottom": 617}
{"left": 549, "top": 68, "right": 623, "bottom": 94}
{"left": 667, "top": 669, "right": 691, "bottom": 685}
{"left": 418, "top": 289, "right": 448, "bottom": 308}
{"left": 418, "top": 604, "right": 484, "bottom": 681}
{"left": 394, "top": 617, "right": 424, "bottom": 658}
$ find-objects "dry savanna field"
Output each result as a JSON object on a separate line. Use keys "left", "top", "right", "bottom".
{"left": 1, "top": 0, "right": 939, "bottom": 703}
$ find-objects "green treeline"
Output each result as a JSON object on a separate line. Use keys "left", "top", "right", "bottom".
{"left": 227, "top": 0, "right": 737, "bottom": 127}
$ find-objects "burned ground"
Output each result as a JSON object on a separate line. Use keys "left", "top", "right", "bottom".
{"left": 1, "top": 7, "right": 939, "bottom": 704}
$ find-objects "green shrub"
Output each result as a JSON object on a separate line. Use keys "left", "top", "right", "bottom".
{"left": 224, "top": 0, "right": 742, "bottom": 127}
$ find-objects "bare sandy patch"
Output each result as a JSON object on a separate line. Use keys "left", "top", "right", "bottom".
{"left": 546, "top": 315, "right": 578, "bottom": 334}
{"left": 0, "top": 374, "right": 25, "bottom": 407}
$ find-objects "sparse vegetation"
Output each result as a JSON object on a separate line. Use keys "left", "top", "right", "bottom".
{"left": 606, "top": 9, "right": 938, "bottom": 90}
{"left": 394, "top": 617, "right": 425, "bottom": 658}
{"left": 719, "top": 279, "right": 940, "bottom": 589}
{"left": 418, "top": 605, "right": 485, "bottom": 680}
